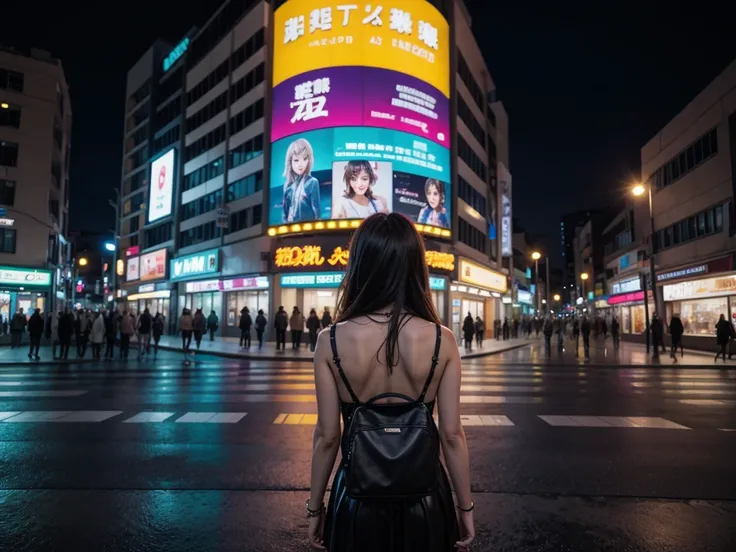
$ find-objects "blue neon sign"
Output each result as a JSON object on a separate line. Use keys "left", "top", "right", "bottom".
{"left": 163, "top": 38, "right": 190, "bottom": 72}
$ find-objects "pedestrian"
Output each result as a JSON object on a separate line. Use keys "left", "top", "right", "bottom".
{"left": 207, "top": 309, "right": 219, "bottom": 341}
{"left": 667, "top": 313, "right": 683, "bottom": 363}
{"left": 572, "top": 318, "right": 580, "bottom": 351}
{"left": 58, "top": 309, "right": 73, "bottom": 360}
{"left": 290, "top": 306, "right": 305, "bottom": 349}
{"left": 74, "top": 309, "right": 88, "bottom": 359}
{"left": 104, "top": 310, "right": 116, "bottom": 360}
{"left": 27, "top": 308, "right": 44, "bottom": 360}
{"left": 239, "top": 307, "right": 252, "bottom": 348}
{"left": 462, "top": 312, "right": 474, "bottom": 351}
{"left": 321, "top": 306, "right": 332, "bottom": 329}
{"left": 650, "top": 313, "right": 664, "bottom": 360}
{"left": 554, "top": 317, "right": 564, "bottom": 351}
{"left": 611, "top": 315, "right": 620, "bottom": 350}
{"left": 193, "top": 308, "right": 206, "bottom": 350}
{"left": 274, "top": 306, "right": 288, "bottom": 351}
{"left": 10, "top": 308, "right": 26, "bottom": 348}
{"left": 137, "top": 307, "right": 153, "bottom": 360}
{"left": 715, "top": 314, "right": 731, "bottom": 363}
{"left": 581, "top": 315, "right": 591, "bottom": 361}
{"left": 474, "top": 316, "right": 484, "bottom": 348}
{"left": 307, "top": 308, "right": 321, "bottom": 352}
{"left": 2, "top": 316, "right": 8, "bottom": 335}
{"left": 90, "top": 311, "right": 104, "bottom": 360}
{"left": 119, "top": 310, "right": 134, "bottom": 360}
{"left": 502, "top": 317, "right": 509, "bottom": 340}
{"left": 255, "top": 309, "right": 267, "bottom": 349}
{"left": 179, "top": 308, "right": 194, "bottom": 357}
{"left": 601, "top": 318, "right": 608, "bottom": 340}
{"left": 306, "top": 212, "right": 474, "bottom": 552}
{"left": 152, "top": 312, "right": 164, "bottom": 358}
{"left": 49, "top": 310, "right": 60, "bottom": 359}
{"left": 543, "top": 315, "right": 553, "bottom": 355}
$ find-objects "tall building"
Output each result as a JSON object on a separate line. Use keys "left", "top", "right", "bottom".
{"left": 639, "top": 58, "right": 736, "bottom": 350}
{"left": 116, "top": 0, "right": 511, "bottom": 342}
{"left": 0, "top": 46, "right": 72, "bottom": 317}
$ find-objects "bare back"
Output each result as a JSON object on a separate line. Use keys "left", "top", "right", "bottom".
{"left": 327, "top": 315, "right": 451, "bottom": 404}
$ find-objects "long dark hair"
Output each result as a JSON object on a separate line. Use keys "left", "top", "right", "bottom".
{"left": 335, "top": 212, "right": 440, "bottom": 373}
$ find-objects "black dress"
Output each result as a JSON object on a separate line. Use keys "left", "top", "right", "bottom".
{"left": 323, "top": 324, "right": 460, "bottom": 552}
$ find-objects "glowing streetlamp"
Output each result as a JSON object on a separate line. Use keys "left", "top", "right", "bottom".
{"left": 78, "top": 257, "right": 88, "bottom": 267}
{"left": 553, "top": 294, "right": 560, "bottom": 302}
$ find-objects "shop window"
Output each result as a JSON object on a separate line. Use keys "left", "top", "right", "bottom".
{"left": 0, "top": 228, "right": 16, "bottom": 253}
{"left": 667, "top": 297, "right": 727, "bottom": 336}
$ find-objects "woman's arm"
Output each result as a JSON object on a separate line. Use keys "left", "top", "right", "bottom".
{"left": 309, "top": 330, "right": 342, "bottom": 507}
{"left": 308, "top": 177, "right": 321, "bottom": 219}
{"left": 437, "top": 327, "right": 472, "bottom": 508}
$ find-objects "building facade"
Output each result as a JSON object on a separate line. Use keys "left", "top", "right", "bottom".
{"left": 640, "top": 58, "right": 736, "bottom": 350}
{"left": 0, "top": 47, "right": 72, "bottom": 318}
{"left": 117, "top": 0, "right": 511, "bottom": 342}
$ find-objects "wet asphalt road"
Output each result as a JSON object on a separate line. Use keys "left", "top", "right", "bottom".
{"left": 1, "top": 339, "right": 735, "bottom": 551}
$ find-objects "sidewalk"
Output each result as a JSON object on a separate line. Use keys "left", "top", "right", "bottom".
{"left": 151, "top": 334, "right": 530, "bottom": 362}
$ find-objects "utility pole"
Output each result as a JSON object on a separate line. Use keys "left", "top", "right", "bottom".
{"left": 108, "top": 188, "right": 121, "bottom": 301}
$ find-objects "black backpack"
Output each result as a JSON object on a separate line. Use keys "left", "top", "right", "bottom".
{"left": 330, "top": 323, "right": 442, "bottom": 500}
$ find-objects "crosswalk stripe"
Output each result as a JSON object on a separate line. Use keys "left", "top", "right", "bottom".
{"left": 4, "top": 411, "right": 73, "bottom": 422}
{"left": 175, "top": 412, "right": 248, "bottom": 423}
{"left": 0, "top": 390, "right": 87, "bottom": 397}
{"left": 123, "top": 412, "right": 175, "bottom": 423}
{"left": 538, "top": 415, "right": 690, "bottom": 429}
{"left": 51, "top": 411, "right": 123, "bottom": 422}
{"left": 0, "top": 411, "right": 22, "bottom": 421}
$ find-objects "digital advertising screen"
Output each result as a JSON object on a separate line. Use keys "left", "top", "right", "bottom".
{"left": 271, "top": 0, "right": 451, "bottom": 236}
{"left": 148, "top": 148, "right": 175, "bottom": 223}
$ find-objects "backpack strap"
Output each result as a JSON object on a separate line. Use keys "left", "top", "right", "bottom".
{"left": 418, "top": 324, "right": 442, "bottom": 403}
{"left": 329, "top": 324, "right": 360, "bottom": 404}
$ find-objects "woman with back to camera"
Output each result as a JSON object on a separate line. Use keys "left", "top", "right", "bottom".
{"left": 307, "top": 213, "right": 474, "bottom": 551}
{"left": 334, "top": 160, "right": 389, "bottom": 219}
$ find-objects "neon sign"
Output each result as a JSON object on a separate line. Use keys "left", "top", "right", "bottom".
{"left": 163, "top": 38, "right": 190, "bottom": 72}
{"left": 274, "top": 245, "right": 454, "bottom": 271}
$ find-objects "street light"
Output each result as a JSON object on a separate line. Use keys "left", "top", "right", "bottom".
{"left": 531, "top": 252, "right": 542, "bottom": 315}
{"left": 0, "top": 103, "right": 8, "bottom": 109}
{"left": 580, "top": 272, "right": 589, "bottom": 309}
{"left": 553, "top": 294, "right": 561, "bottom": 302}
{"left": 632, "top": 181, "right": 659, "bottom": 353}
{"left": 78, "top": 257, "right": 88, "bottom": 267}
{"left": 104, "top": 242, "right": 116, "bottom": 252}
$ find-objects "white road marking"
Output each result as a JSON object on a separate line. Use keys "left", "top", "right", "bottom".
{"left": 4, "top": 411, "right": 73, "bottom": 422}
{"left": 51, "top": 411, "right": 123, "bottom": 423}
{"left": 0, "top": 390, "right": 87, "bottom": 397}
{"left": 0, "top": 411, "right": 22, "bottom": 421}
{"left": 717, "top": 428, "right": 736, "bottom": 432}
{"left": 175, "top": 412, "right": 248, "bottom": 424}
{"left": 123, "top": 412, "right": 175, "bottom": 423}
{"left": 538, "top": 415, "right": 690, "bottom": 429}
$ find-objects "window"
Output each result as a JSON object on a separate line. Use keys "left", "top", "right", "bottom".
{"left": 0, "top": 228, "right": 16, "bottom": 253}
{"left": 457, "top": 176, "right": 486, "bottom": 217}
{"left": 145, "top": 223, "right": 172, "bottom": 248}
{"left": 123, "top": 171, "right": 146, "bottom": 195}
{"left": 228, "top": 134, "right": 264, "bottom": 169}
{"left": 157, "top": 67, "right": 183, "bottom": 104}
{"left": 187, "top": 0, "right": 258, "bottom": 69}
{"left": 458, "top": 217, "right": 487, "bottom": 255}
{"left": 0, "top": 106, "right": 21, "bottom": 128}
{"left": 153, "top": 126, "right": 180, "bottom": 153}
{"left": 230, "top": 63, "right": 265, "bottom": 103}
{"left": 186, "top": 90, "right": 227, "bottom": 133}
{"left": 230, "top": 28, "right": 265, "bottom": 71}
{"left": 457, "top": 53, "right": 484, "bottom": 112}
{"left": 181, "top": 189, "right": 224, "bottom": 221}
{"left": 229, "top": 98, "right": 264, "bottom": 136}
{"left": 0, "top": 69, "right": 24, "bottom": 92}
{"left": 228, "top": 204, "right": 262, "bottom": 233}
{"left": 126, "top": 146, "right": 148, "bottom": 172}
{"left": 457, "top": 96, "right": 485, "bottom": 148}
{"left": 155, "top": 99, "right": 182, "bottom": 132}
{"left": 0, "top": 141, "right": 19, "bottom": 167}
{"left": 130, "top": 216, "right": 140, "bottom": 233}
{"left": 48, "top": 198, "right": 60, "bottom": 220}
{"left": 179, "top": 220, "right": 222, "bottom": 248}
{"left": 129, "top": 80, "right": 151, "bottom": 106}
{"left": 125, "top": 122, "right": 149, "bottom": 153}
{"left": 650, "top": 128, "right": 718, "bottom": 191}
{"left": 457, "top": 135, "right": 487, "bottom": 181}
{"left": 227, "top": 170, "right": 263, "bottom": 202}
{"left": 184, "top": 123, "right": 226, "bottom": 162}
{"left": 657, "top": 203, "right": 724, "bottom": 250}
{"left": 0, "top": 180, "right": 15, "bottom": 205}
{"left": 187, "top": 59, "right": 229, "bottom": 107}
{"left": 183, "top": 156, "right": 224, "bottom": 191}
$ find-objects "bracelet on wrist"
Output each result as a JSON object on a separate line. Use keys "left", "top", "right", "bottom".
{"left": 456, "top": 501, "right": 475, "bottom": 512}
{"left": 305, "top": 499, "right": 325, "bottom": 518}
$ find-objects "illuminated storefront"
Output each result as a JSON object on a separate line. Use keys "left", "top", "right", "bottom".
{"left": 272, "top": 235, "right": 453, "bottom": 323}
{"left": 0, "top": 266, "right": 53, "bottom": 321}
{"left": 451, "top": 258, "right": 507, "bottom": 341}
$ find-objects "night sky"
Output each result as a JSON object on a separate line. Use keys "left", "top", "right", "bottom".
{"left": 4, "top": 1, "right": 735, "bottom": 265}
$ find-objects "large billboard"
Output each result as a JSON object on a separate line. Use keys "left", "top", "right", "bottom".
{"left": 271, "top": 0, "right": 451, "bottom": 235}
{"left": 148, "top": 149, "right": 175, "bottom": 223}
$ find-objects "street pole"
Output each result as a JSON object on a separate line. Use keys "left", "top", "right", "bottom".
{"left": 535, "top": 258, "right": 539, "bottom": 317}
{"left": 642, "top": 272, "right": 650, "bottom": 353}
{"left": 545, "top": 256, "right": 550, "bottom": 315}
{"left": 109, "top": 189, "right": 120, "bottom": 304}
{"left": 648, "top": 184, "right": 659, "bottom": 317}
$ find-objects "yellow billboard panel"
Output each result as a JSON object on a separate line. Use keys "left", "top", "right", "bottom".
{"left": 274, "top": 0, "right": 450, "bottom": 97}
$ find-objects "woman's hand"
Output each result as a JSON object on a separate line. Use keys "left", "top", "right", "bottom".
{"left": 455, "top": 509, "right": 475, "bottom": 551}
{"left": 308, "top": 512, "right": 325, "bottom": 550}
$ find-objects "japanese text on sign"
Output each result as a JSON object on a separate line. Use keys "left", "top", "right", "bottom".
{"left": 274, "top": 245, "right": 454, "bottom": 271}
{"left": 292, "top": 77, "right": 331, "bottom": 124}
